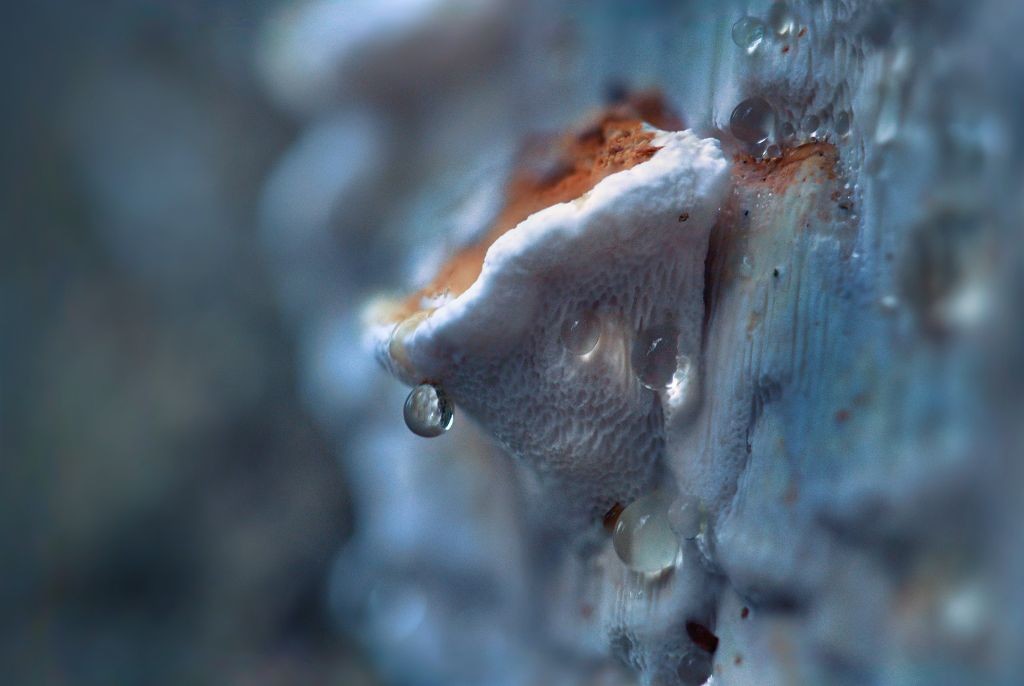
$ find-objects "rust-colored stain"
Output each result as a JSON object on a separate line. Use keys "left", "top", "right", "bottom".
{"left": 782, "top": 45, "right": 790, "bottom": 53}
{"left": 798, "top": 27, "right": 807, "bottom": 38}
{"left": 391, "top": 93, "right": 683, "bottom": 322}
{"left": 732, "top": 143, "right": 838, "bottom": 196}
{"left": 602, "top": 502, "right": 625, "bottom": 532}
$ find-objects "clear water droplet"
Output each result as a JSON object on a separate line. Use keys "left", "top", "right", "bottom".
{"left": 676, "top": 652, "right": 712, "bottom": 684}
{"left": 801, "top": 113, "right": 820, "bottom": 137}
{"left": 730, "top": 97, "right": 776, "bottom": 145}
{"left": 835, "top": 110, "right": 852, "bottom": 137}
{"left": 403, "top": 383, "right": 454, "bottom": 437}
{"left": 731, "top": 16, "right": 766, "bottom": 54}
{"left": 765, "top": 143, "right": 782, "bottom": 159}
{"left": 667, "top": 497, "right": 703, "bottom": 539}
{"left": 560, "top": 310, "right": 600, "bottom": 355}
{"left": 613, "top": 492, "right": 680, "bottom": 573}
{"left": 632, "top": 324, "right": 680, "bottom": 389}
{"left": 780, "top": 121, "right": 796, "bottom": 143}
{"left": 767, "top": 2, "right": 796, "bottom": 36}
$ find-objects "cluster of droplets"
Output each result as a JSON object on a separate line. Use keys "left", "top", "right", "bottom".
{"left": 730, "top": 97, "right": 854, "bottom": 158}
{"left": 559, "top": 310, "right": 688, "bottom": 394}
{"left": 729, "top": 2, "right": 855, "bottom": 157}
{"left": 730, "top": 1, "right": 796, "bottom": 55}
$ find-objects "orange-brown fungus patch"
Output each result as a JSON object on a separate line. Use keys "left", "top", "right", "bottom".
{"left": 394, "top": 95, "right": 683, "bottom": 321}
{"left": 731, "top": 142, "right": 838, "bottom": 193}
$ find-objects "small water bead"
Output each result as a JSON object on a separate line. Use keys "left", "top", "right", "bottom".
{"left": 801, "top": 113, "right": 820, "bottom": 137}
{"left": 764, "top": 143, "right": 783, "bottom": 160}
{"left": 729, "top": 97, "right": 776, "bottom": 146}
{"left": 560, "top": 310, "right": 601, "bottom": 355}
{"left": 613, "top": 492, "right": 680, "bottom": 573}
{"left": 835, "top": 110, "right": 852, "bottom": 137}
{"left": 667, "top": 497, "right": 704, "bottom": 539}
{"left": 780, "top": 121, "right": 796, "bottom": 143}
{"left": 767, "top": 2, "right": 796, "bottom": 36}
{"left": 403, "top": 383, "right": 454, "bottom": 437}
{"left": 632, "top": 324, "right": 680, "bottom": 389}
{"left": 731, "top": 16, "right": 766, "bottom": 54}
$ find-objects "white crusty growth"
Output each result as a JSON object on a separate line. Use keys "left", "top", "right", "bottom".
{"left": 369, "top": 128, "right": 729, "bottom": 532}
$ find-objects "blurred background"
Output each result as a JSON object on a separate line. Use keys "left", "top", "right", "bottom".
{"left": 4, "top": 0, "right": 1023, "bottom": 684}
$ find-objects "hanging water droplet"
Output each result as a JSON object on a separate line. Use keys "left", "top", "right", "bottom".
{"left": 403, "top": 383, "right": 454, "bottom": 437}
{"left": 613, "top": 492, "right": 680, "bottom": 573}
{"left": 801, "top": 113, "right": 820, "bottom": 137}
{"left": 764, "top": 143, "right": 782, "bottom": 159}
{"left": 667, "top": 497, "right": 704, "bottom": 539}
{"left": 560, "top": 310, "right": 601, "bottom": 355}
{"left": 767, "top": 2, "right": 796, "bottom": 36}
{"left": 731, "top": 16, "right": 766, "bottom": 54}
{"left": 632, "top": 324, "right": 680, "bottom": 389}
{"left": 835, "top": 110, "right": 852, "bottom": 137}
{"left": 730, "top": 97, "right": 776, "bottom": 145}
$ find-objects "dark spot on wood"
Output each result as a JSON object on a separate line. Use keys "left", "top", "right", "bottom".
{"left": 686, "top": 621, "right": 719, "bottom": 654}
{"left": 782, "top": 45, "right": 790, "bottom": 53}
{"left": 734, "top": 655, "right": 743, "bottom": 665}
{"left": 741, "top": 606, "right": 750, "bottom": 619}
{"left": 743, "top": 209, "right": 749, "bottom": 216}
{"left": 835, "top": 409, "right": 851, "bottom": 423}
{"left": 798, "top": 27, "right": 807, "bottom": 37}
{"left": 678, "top": 212, "right": 690, "bottom": 222}
{"left": 839, "top": 203, "right": 851, "bottom": 211}
{"left": 772, "top": 267, "right": 780, "bottom": 278}
{"left": 603, "top": 502, "right": 625, "bottom": 532}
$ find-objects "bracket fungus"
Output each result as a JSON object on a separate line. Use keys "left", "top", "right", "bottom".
{"left": 368, "top": 107, "right": 729, "bottom": 533}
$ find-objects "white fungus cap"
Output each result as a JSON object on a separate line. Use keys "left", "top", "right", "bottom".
{"left": 368, "top": 126, "right": 729, "bottom": 532}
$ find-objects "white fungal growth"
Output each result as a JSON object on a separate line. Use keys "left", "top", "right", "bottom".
{"left": 368, "top": 127, "right": 729, "bottom": 531}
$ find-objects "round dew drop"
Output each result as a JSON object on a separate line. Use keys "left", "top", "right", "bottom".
{"left": 667, "top": 497, "right": 703, "bottom": 539}
{"left": 632, "top": 324, "right": 680, "bottom": 389}
{"left": 560, "top": 310, "right": 601, "bottom": 355}
{"left": 767, "top": 1, "right": 796, "bottom": 36}
{"left": 613, "top": 492, "right": 680, "bottom": 573}
{"left": 730, "top": 97, "right": 776, "bottom": 146}
{"left": 835, "top": 110, "right": 852, "bottom": 137}
{"left": 801, "top": 113, "right": 821, "bottom": 137}
{"left": 731, "top": 16, "right": 766, "bottom": 54}
{"left": 403, "top": 383, "right": 454, "bottom": 437}
{"left": 780, "top": 121, "right": 796, "bottom": 143}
